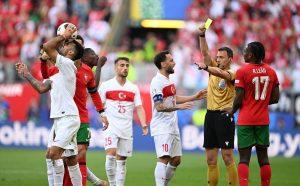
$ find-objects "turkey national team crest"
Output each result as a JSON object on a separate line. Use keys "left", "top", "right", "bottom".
{"left": 118, "top": 92, "right": 127, "bottom": 100}
{"left": 218, "top": 79, "right": 226, "bottom": 90}
{"left": 84, "top": 74, "right": 88, "bottom": 82}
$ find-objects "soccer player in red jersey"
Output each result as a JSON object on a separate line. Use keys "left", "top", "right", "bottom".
{"left": 228, "top": 42, "right": 280, "bottom": 186}
{"left": 40, "top": 42, "right": 109, "bottom": 185}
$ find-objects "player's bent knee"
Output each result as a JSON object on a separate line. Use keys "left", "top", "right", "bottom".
{"left": 171, "top": 156, "right": 181, "bottom": 166}
{"left": 65, "top": 155, "right": 78, "bottom": 166}
{"left": 221, "top": 150, "right": 234, "bottom": 165}
{"left": 106, "top": 148, "right": 117, "bottom": 156}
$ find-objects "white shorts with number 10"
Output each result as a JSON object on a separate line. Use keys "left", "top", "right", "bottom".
{"left": 154, "top": 134, "right": 182, "bottom": 158}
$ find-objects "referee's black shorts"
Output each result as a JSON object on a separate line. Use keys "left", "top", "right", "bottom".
{"left": 203, "top": 110, "right": 235, "bottom": 149}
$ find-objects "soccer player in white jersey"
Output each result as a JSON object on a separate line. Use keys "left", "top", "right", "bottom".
{"left": 150, "top": 50, "right": 207, "bottom": 186}
{"left": 16, "top": 24, "right": 84, "bottom": 186}
{"left": 99, "top": 57, "right": 148, "bottom": 186}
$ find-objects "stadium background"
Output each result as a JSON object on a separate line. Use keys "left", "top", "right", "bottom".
{"left": 0, "top": 0, "right": 300, "bottom": 185}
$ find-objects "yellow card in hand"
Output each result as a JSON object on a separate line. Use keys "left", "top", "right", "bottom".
{"left": 204, "top": 18, "right": 213, "bottom": 29}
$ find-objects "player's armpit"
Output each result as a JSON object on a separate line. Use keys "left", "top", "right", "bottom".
{"left": 269, "top": 85, "right": 279, "bottom": 105}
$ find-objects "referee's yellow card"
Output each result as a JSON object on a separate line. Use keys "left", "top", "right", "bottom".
{"left": 204, "top": 18, "right": 213, "bottom": 29}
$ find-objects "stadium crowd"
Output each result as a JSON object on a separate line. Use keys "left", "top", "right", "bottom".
{"left": 0, "top": 0, "right": 299, "bottom": 88}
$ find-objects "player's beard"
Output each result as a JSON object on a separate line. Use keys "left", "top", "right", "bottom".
{"left": 166, "top": 67, "right": 174, "bottom": 74}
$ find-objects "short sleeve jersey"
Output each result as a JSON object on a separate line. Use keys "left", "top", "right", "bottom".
{"left": 99, "top": 77, "right": 142, "bottom": 139}
{"left": 235, "top": 63, "right": 279, "bottom": 125}
{"left": 49, "top": 54, "right": 79, "bottom": 118}
{"left": 207, "top": 64, "right": 236, "bottom": 110}
{"left": 150, "top": 72, "right": 179, "bottom": 136}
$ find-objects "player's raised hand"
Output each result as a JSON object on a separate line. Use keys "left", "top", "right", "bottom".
{"left": 98, "top": 56, "right": 107, "bottom": 68}
{"left": 198, "top": 23, "right": 206, "bottom": 36}
{"left": 141, "top": 125, "right": 148, "bottom": 136}
{"left": 15, "top": 62, "right": 29, "bottom": 78}
{"left": 194, "top": 89, "right": 207, "bottom": 100}
{"left": 177, "top": 102, "right": 194, "bottom": 110}
{"left": 62, "top": 23, "right": 77, "bottom": 39}
{"left": 194, "top": 61, "right": 207, "bottom": 70}
{"left": 100, "top": 115, "right": 109, "bottom": 130}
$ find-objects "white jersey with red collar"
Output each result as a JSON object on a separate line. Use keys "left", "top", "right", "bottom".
{"left": 150, "top": 72, "right": 179, "bottom": 136}
{"left": 99, "top": 77, "right": 142, "bottom": 139}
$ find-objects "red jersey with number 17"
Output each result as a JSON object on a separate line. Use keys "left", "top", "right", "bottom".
{"left": 234, "top": 63, "right": 279, "bottom": 126}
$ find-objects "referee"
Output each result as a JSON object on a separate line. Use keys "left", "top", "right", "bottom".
{"left": 195, "top": 23, "right": 238, "bottom": 186}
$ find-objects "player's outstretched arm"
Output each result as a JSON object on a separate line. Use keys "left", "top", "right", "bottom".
{"left": 43, "top": 24, "right": 77, "bottom": 62}
{"left": 198, "top": 23, "right": 213, "bottom": 66}
{"left": 195, "top": 61, "right": 232, "bottom": 81}
{"left": 154, "top": 101, "right": 193, "bottom": 112}
{"left": 176, "top": 89, "right": 207, "bottom": 104}
{"left": 15, "top": 62, "right": 51, "bottom": 94}
{"left": 269, "top": 84, "right": 279, "bottom": 105}
{"left": 229, "top": 87, "right": 244, "bottom": 115}
{"left": 136, "top": 105, "right": 148, "bottom": 136}
{"left": 95, "top": 56, "right": 107, "bottom": 88}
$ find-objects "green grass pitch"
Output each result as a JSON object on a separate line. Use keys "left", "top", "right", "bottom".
{"left": 0, "top": 148, "right": 300, "bottom": 186}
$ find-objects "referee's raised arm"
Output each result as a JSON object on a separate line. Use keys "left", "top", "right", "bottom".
{"left": 198, "top": 23, "right": 213, "bottom": 66}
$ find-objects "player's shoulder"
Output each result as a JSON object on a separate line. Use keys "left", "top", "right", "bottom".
{"left": 100, "top": 78, "right": 114, "bottom": 87}
{"left": 81, "top": 63, "right": 92, "bottom": 71}
{"left": 126, "top": 79, "right": 138, "bottom": 89}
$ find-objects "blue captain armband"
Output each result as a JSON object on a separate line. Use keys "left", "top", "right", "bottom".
{"left": 153, "top": 94, "right": 163, "bottom": 103}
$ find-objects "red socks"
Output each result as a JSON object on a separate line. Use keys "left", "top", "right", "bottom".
{"left": 79, "top": 160, "right": 87, "bottom": 186}
{"left": 238, "top": 163, "right": 249, "bottom": 186}
{"left": 260, "top": 165, "right": 271, "bottom": 186}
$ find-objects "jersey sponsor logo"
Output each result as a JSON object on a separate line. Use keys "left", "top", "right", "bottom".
{"left": 162, "top": 84, "right": 176, "bottom": 98}
{"left": 106, "top": 90, "right": 135, "bottom": 102}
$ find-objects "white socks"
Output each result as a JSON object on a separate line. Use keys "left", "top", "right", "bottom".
{"left": 53, "top": 159, "right": 64, "bottom": 186}
{"left": 165, "top": 163, "right": 176, "bottom": 186}
{"left": 87, "top": 167, "right": 102, "bottom": 185}
{"left": 68, "top": 164, "right": 82, "bottom": 186}
{"left": 116, "top": 160, "right": 127, "bottom": 186}
{"left": 105, "top": 155, "right": 116, "bottom": 186}
{"left": 154, "top": 162, "right": 167, "bottom": 186}
{"left": 46, "top": 159, "right": 54, "bottom": 186}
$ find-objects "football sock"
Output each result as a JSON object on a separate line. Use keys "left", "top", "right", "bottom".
{"left": 87, "top": 167, "right": 102, "bottom": 185}
{"left": 207, "top": 164, "right": 219, "bottom": 186}
{"left": 105, "top": 155, "right": 116, "bottom": 186}
{"left": 68, "top": 164, "right": 82, "bottom": 186}
{"left": 78, "top": 157, "right": 87, "bottom": 186}
{"left": 53, "top": 159, "right": 64, "bottom": 186}
{"left": 238, "top": 163, "right": 249, "bottom": 186}
{"left": 226, "top": 163, "right": 238, "bottom": 186}
{"left": 63, "top": 162, "right": 72, "bottom": 186}
{"left": 165, "top": 163, "right": 176, "bottom": 185}
{"left": 154, "top": 162, "right": 167, "bottom": 186}
{"left": 260, "top": 164, "right": 271, "bottom": 186}
{"left": 116, "top": 160, "right": 127, "bottom": 186}
{"left": 46, "top": 159, "right": 54, "bottom": 186}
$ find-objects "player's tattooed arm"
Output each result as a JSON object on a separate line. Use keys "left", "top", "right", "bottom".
{"left": 269, "top": 84, "right": 279, "bottom": 105}
{"left": 198, "top": 23, "right": 213, "bottom": 66}
{"left": 230, "top": 87, "right": 244, "bottom": 115}
{"left": 154, "top": 101, "right": 193, "bottom": 112}
{"left": 15, "top": 63, "right": 51, "bottom": 94}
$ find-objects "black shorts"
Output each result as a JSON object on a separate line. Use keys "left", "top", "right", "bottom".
{"left": 203, "top": 110, "right": 235, "bottom": 149}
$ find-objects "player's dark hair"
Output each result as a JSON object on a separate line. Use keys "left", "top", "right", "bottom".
{"left": 114, "top": 57, "right": 129, "bottom": 64}
{"left": 83, "top": 48, "right": 95, "bottom": 56}
{"left": 76, "top": 35, "right": 84, "bottom": 45}
{"left": 218, "top": 47, "right": 233, "bottom": 58}
{"left": 71, "top": 40, "right": 84, "bottom": 60}
{"left": 247, "top": 41, "right": 265, "bottom": 63}
{"left": 153, "top": 50, "right": 170, "bottom": 69}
